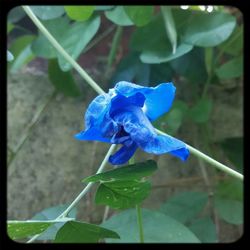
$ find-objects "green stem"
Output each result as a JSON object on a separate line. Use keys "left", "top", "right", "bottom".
{"left": 22, "top": 5, "right": 105, "bottom": 95}
{"left": 155, "top": 129, "right": 243, "bottom": 181}
{"left": 27, "top": 144, "right": 116, "bottom": 243}
{"left": 107, "top": 26, "right": 123, "bottom": 68}
{"left": 136, "top": 204, "right": 144, "bottom": 243}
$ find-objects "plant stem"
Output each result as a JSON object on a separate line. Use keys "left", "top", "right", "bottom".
{"left": 136, "top": 204, "right": 144, "bottom": 243}
{"left": 27, "top": 144, "right": 116, "bottom": 243}
{"left": 155, "top": 128, "right": 243, "bottom": 181}
{"left": 22, "top": 5, "right": 105, "bottom": 95}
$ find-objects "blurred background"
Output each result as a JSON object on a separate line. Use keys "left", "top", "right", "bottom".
{"left": 7, "top": 5, "right": 243, "bottom": 242}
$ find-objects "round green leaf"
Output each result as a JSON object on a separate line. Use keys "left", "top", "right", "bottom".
{"left": 101, "top": 209, "right": 200, "bottom": 243}
{"left": 182, "top": 11, "right": 236, "bottom": 47}
{"left": 215, "top": 56, "right": 243, "bottom": 79}
{"left": 48, "top": 59, "right": 81, "bottom": 97}
{"left": 188, "top": 217, "right": 217, "bottom": 243}
{"left": 105, "top": 6, "right": 133, "bottom": 26}
{"left": 30, "top": 6, "right": 65, "bottom": 20}
{"left": 160, "top": 191, "right": 208, "bottom": 224}
{"left": 8, "top": 35, "right": 36, "bottom": 73}
{"left": 95, "top": 180, "right": 151, "bottom": 209}
{"left": 64, "top": 6, "right": 94, "bottom": 21}
{"left": 215, "top": 198, "right": 243, "bottom": 225}
{"left": 124, "top": 6, "right": 154, "bottom": 27}
{"left": 140, "top": 43, "right": 193, "bottom": 64}
{"left": 8, "top": 6, "right": 25, "bottom": 23}
{"left": 54, "top": 221, "right": 120, "bottom": 243}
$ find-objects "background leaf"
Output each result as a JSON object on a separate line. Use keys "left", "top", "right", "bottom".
{"left": 48, "top": 59, "right": 81, "bottom": 97}
{"left": 54, "top": 221, "right": 120, "bottom": 243}
{"left": 8, "top": 35, "right": 36, "bottom": 73}
{"left": 124, "top": 6, "right": 154, "bottom": 27}
{"left": 188, "top": 217, "right": 217, "bottom": 243}
{"left": 215, "top": 56, "right": 243, "bottom": 79}
{"left": 7, "top": 50, "right": 14, "bottom": 62}
{"left": 8, "top": 221, "right": 54, "bottom": 240}
{"left": 182, "top": 11, "right": 236, "bottom": 47}
{"left": 220, "top": 137, "right": 243, "bottom": 171}
{"left": 189, "top": 98, "right": 213, "bottom": 123}
{"left": 214, "top": 198, "right": 243, "bottom": 225}
{"left": 105, "top": 6, "right": 133, "bottom": 26}
{"left": 101, "top": 209, "right": 200, "bottom": 242}
{"left": 30, "top": 204, "right": 77, "bottom": 241}
{"left": 161, "top": 6, "right": 177, "bottom": 54}
{"left": 30, "top": 6, "right": 65, "bottom": 20}
{"left": 7, "top": 6, "right": 25, "bottom": 23}
{"left": 64, "top": 6, "right": 94, "bottom": 21}
{"left": 160, "top": 191, "right": 208, "bottom": 224}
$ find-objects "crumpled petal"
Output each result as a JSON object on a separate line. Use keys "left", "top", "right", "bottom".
{"left": 113, "top": 105, "right": 189, "bottom": 161}
{"left": 84, "top": 93, "right": 111, "bottom": 129}
{"left": 114, "top": 81, "right": 176, "bottom": 121}
{"left": 74, "top": 127, "right": 111, "bottom": 143}
{"left": 109, "top": 142, "right": 138, "bottom": 165}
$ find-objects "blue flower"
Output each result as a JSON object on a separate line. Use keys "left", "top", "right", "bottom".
{"left": 75, "top": 81, "right": 189, "bottom": 165}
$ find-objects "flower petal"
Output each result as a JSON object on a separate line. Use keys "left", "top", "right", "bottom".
{"left": 139, "top": 134, "right": 189, "bottom": 161}
{"left": 109, "top": 142, "right": 138, "bottom": 165}
{"left": 114, "top": 81, "right": 176, "bottom": 121}
{"left": 74, "top": 127, "right": 111, "bottom": 143}
{"left": 84, "top": 93, "right": 111, "bottom": 129}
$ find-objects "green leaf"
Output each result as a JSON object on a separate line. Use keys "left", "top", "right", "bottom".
{"left": 95, "top": 180, "right": 151, "bottom": 209}
{"left": 64, "top": 6, "right": 94, "bottom": 21}
{"left": 8, "top": 35, "right": 36, "bottom": 73}
{"left": 161, "top": 6, "right": 177, "bottom": 54}
{"left": 48, "top": 59, "right": 81, "bottom": 97}
{"left": 153, "top": 100, "right": 188, "bottom": 136}
{"left": 170, "top": 47, "right": 208, "bottom": 83}
{"left": 95, "top": 6, "right": 115, "bottom": 11}
{"left": 215, "top": 56, "right": 243, "bottom": 79}
{"left": 140, "top": 43, "right": 193, "bottom": 64}
{"left": 7, "top": 22, "right": 14, "bottom": 33}
{"left": 101, "top": 209, "right": 200, "bottom": 242}
{"left": 214, "top": 198, "right": 243, "bottom": 225}
{"left": 182, "top": 11, "right": 236, "bottom": 47}
{"left": 30, "top": 204, "right": 77, "bottom": 241}
{"left": 57, "top": 15, "right": 100, "bottom": 71}
{"left": 31, "top": 17, "right": 70, "bottom": 59}
{"left": 188, "top": 217, "right": 217, "bottom": 243}
{"left": 30, "top": 6, "right": 65, "bottom": 20}
{"left": 220, "top": 137, "right": 243, "bottom": 171}
{"left": 124, "top": 6, "right": 154, "bottom": 27}
{"left": 83, "top": 160, "right": 157, "bottom": 183}
{"left": 54, "top": 221, "right": 120, "bottom": 243}
{"left": 32, "top": 16, "right": 100, "bottom": 71}
{"left": 7, "top": 221, "right": 55, "bottom": 240}
{"left": 160, "top": 191, "right": 208, "bottom": 224}
{"left": 205, "top": 47, "right": 213, "bottom": 75}
{"left": 7, "top": 50, "right": 14, "bottom": 62}
{"left": 7, "top": 6, "right": 25, "bottom": 23}
{"left": 189, "top": 98, "right": 213, "bottom": 123}
{"left": 218, "top": 25, "right": 243, "bottom": 56}
{"left": 105, "top": 6, "right": 133, "bottom": 26}
{"left": 215, "top": 179, "right": 243, "bottom": 202}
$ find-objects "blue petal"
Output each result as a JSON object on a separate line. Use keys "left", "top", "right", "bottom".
{"left": 109, "top": 92, "right": 145, "bottom": 117}
{"left": 115, "top": 81, "right": 176, "bottom": 121}
{"left": 84, "top": 93, "right": 111, "bottom": 129}
{"left": 74, "top": 127, "right": 111, "bottom": 143}
{"left": 139, "top": 134, "right": 189, "bottom": 161}
{"left": 109, "top": 142, "right": 138, "bottom": 165}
